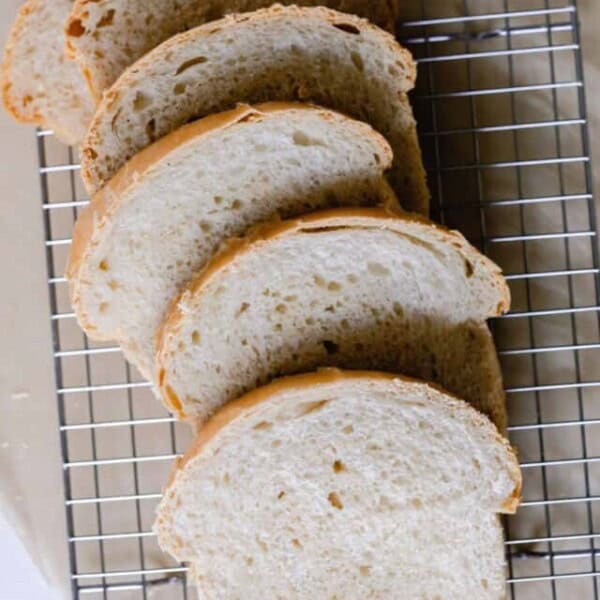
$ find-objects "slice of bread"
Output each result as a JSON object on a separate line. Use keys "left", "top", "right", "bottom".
{"left": 155, "top": 370, "right": 522, "bottom": 599}
{"left": 67, "top": 103, "right": 396, "bottom": 381}
{"left": 80, "top": 5, "right": 428, "bottom": 214}
{"left": 66, "top": 0, "right": 401, "bottom": 99}
{"left": 1, "top": 0, "right": 93, "bottom": 145}
{"left": 157, "top": 208, "right": 511, "bottom": 430}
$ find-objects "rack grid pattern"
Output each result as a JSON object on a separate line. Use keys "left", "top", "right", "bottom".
{"left": 38, "top": 1, "right": 599, "bottom": 598}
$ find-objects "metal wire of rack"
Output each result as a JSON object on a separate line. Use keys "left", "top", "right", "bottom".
{"left": 36, "top": 1, "right": 599, "bottom": 598}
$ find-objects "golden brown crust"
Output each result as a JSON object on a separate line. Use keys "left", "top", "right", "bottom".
{"left": 502, "top": 479, "right": 523, "bottom": 514}
{"left": 66, "top": 101, "right": 394, "bottom": 334}
{"left": 164, "top": 369, "right": 522, "bottom": 514}
{"left": 155, "top": 207, "right": 512, "bottom": 376}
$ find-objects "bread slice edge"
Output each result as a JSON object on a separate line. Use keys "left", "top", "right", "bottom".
{"left": 80, "top": 4, "right": 417, "bottom": 192}
{"left": 155, "top": 207, "right": 512, "bottom": 391}
{"left": 163, "top": 369, "right": 522, "bottom": 516}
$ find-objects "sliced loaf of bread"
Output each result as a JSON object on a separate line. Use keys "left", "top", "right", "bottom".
{"left": 80, "top": 6, "right": 428, "bottom": 213}
{"left": 156, "top": 370, "right": 521, "bottom": 599}
{"left": 157, "top": 208, "right": 511, "bottom": 430}
{"left": 1, "top": 0, "right": 93, "bottom": 145}
{"left": 67, "top": 103, "right": 396, "bottom": 381}
{"left": 66, "top": 0, "right": 401, "bottom": 99}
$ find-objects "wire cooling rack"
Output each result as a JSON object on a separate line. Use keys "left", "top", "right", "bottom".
{"left": 37, "top": 1, "right": 599, "bottom": 598}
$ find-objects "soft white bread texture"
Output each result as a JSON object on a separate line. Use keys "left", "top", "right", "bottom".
{"left": 157, "top": 208, "right": 511, "bottom": 430}
{"left": 67, "top": 103, "right": 396, "bottom": 381}
{"left": 155, "top": 370, "right": 522, "bottom": 600}
{"left": 80, "top": 5, "right": 428, "bottom": 214}
{"left": 1, "top": 0, "right": 93, "bottom": 145}
{"left": 66, "top": 0, "right": 401, "bottom": 99}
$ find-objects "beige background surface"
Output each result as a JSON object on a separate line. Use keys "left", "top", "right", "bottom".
{"left": 0, "top": 0, "right": 71, "bottom": 598}
{"left": 1, "top": 1, "right": 599, "bottom": 599}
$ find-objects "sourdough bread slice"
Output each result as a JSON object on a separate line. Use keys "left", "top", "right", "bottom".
{"left": 157, "top": 208, "right": 511, "bottom": 430}
{"left": 1, "top": 0, "right": 93, "bottom": 145}
{"left": 67, "top": 103, "right": 396, "bottom": 381}
{"left": 155, "top": 370, "right": 521, "bottom": 600}
{"left": 66, "top": 0, "right": 401, "bottom": 99}
{"left": 80, "top": 5, "right": 428, "bottom": 214}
